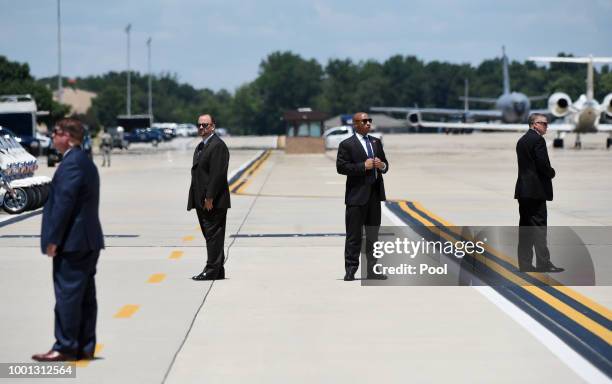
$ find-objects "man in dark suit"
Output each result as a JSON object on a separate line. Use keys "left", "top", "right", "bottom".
{"left": 33, "top": 119, "right": 105, "bottom": 362}
{"left": 188, "top": 114, "right": 231, "bottom": 280}
{"left": 515, "top": 113, "right": 563, "bottom": 273}
{"left": 337, "top": 112, "right": 389, "bottom": 281}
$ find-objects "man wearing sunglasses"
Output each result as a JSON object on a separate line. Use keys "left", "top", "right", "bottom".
{"left": 187, "top": 114, "right": 231, "bottom": 280}
{"left": 33, "top": 118, "right": 105, "bottom": 362}
{"left": 337, "top": 112, "right": 389, "bottom": 281}
{"left": 515, "top": 113, "right": 563, "bottom": 273}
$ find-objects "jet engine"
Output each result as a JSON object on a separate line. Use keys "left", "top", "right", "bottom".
{"left": 548, "top": 92, "right": 572, "bottom": 117}
{"left": 407, "top": 111, "right": 421, "bottom": 127}
{"left": 602, "top": 93, "right": 612, "bottom": 118}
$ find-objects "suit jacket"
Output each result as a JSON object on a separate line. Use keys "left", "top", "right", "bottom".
{"left": 41, "top": 147, "right": 105, "bottom": 254}
{"left": 514, "top": 129, "right": 555, "bottom": 201}
{"left": 336, "top": 134, "right": 389, "bottom": 206}
{"left": 187, "top": 134, "right": 231, "bottom": 211}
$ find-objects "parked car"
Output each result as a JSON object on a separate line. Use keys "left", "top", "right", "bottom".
{"left": 323, "top": 125, "right": 383, "bottom": 149}
{"left": 124, "top": 128, "right": 163, "bottom": 146}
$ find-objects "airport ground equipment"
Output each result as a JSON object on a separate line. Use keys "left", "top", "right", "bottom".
{"left": 0, "top": 133, "right": 51, "bottom": 214}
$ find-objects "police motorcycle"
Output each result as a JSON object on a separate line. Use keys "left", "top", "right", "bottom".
{"left": 0, "top": 130, "right": 51, "bottom": 214}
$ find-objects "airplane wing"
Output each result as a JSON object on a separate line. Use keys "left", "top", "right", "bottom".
{"left": 371, "top": 106, "right": 502, "bottom": 119}
{"left": 598, "top": 124, "right": 612, "bottom": 132}
{"left": 458, "top": 96, "right": 498, "bottom": 104}
{"left": 417, "top": 121, "right": 575, "bottom": 132}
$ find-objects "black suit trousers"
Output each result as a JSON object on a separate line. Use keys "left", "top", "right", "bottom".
{"left": 196, "top": 207, "right": 227, "bottom": 276}
{"left": 52, "top": 250, "right": 100, "bottom": 356}
{"left": 517, "top": 198, "right": 550, "bottom": 268}
{"left": 344, "top": 186, "right": 381, "bottom": 274}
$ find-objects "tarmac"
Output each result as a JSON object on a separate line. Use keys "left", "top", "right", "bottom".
{"left": 0, "top": 132, "right": 610, "bottom": 383}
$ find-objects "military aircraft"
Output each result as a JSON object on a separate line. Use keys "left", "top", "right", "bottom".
{"left": 371, "top": 47, "right": 547, "bottom": 125}
{"left": 373, "top": 55, "right": 612, "bottom": 149}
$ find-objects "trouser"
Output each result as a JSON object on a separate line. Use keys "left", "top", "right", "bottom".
{"left": 52, "top": 250, "right": 100, "bottom": 356}
{"left": 517, "top": 198, "right": 550, "bottom": 269}
{"left": 344, "top": 187, "right": 381, "bottom": 275}
{"left": 102, "top": 148, "right": 111, "bottom": 166}
{"left": 196, "top": 207, "right": 227, "bottom": 277}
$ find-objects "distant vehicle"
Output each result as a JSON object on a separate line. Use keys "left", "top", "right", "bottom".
{"left": 107, "top": 126, "right": 129, "bottom": 149}
{"left": 216, "top": 127, "right": 229, "bottom": 137}
{"left": 151, "top": 122, "right": 177, "bottom": 139}
{"left": 124, "top": 128, "right": 162, "bottom": 146}
{"left": 0, "top": 94, "right": 43, "bottom": 156}
{"left": 323, "top": 125, "right": 383, "bottom": 149}
{"left": 47, "top": 127, "right": 93, "bottom": 167}
{"left": 150, "top": 127, "right": 172, "bottom": 141}
{"left": 176, "top": 123, "right": 198, "bottom": 137}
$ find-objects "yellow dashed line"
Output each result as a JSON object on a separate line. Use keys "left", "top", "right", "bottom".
{"left": 114, "top": 304, "right": 140, "bottom": 319}
{"left": 169, "top": 250, "right": 184, "bottom": 259}
{"left": 182, "top": 235, "right": 194, "bottom": 242}
{"left": 147, "top": 273, "right": 166, "bottom": 283}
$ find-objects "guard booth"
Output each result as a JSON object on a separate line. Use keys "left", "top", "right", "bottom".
{"left": 283, "top": 108, "right": 327, "bottom": 154}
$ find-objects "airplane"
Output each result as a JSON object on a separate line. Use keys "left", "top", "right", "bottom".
{"left": 373, "top": 56, "right": 612, "bottom": 149}
{"left": 371, "top": 47, "right": 547, "bottom": 125}
{"left": 528, "top": 56, "right": 612, "bottom": 148}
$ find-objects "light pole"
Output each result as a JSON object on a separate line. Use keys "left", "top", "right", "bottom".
{"left": 147, "top": 37, "right": 153, "bottom": 121}
{"left": 125, "top": 23, "right": 132, "bottom": 116}
{"left": 57, "top": 0, "right": 63, "bottom": 103}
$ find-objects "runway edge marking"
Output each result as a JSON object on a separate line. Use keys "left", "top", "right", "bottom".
{"left": 382, "top": 201, "right": 612, "bottom": 381}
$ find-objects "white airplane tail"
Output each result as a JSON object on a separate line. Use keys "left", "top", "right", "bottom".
{"left": 529, "top": 56, "right": 612, "bottom": 101}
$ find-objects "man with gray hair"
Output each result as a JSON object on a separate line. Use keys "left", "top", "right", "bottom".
{"left": 514, "top": 113, "right": 563, "bottom": 273}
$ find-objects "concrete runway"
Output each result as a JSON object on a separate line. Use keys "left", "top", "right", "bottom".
{"left": 0, "top": 133, "right": 610, "bottom": 383}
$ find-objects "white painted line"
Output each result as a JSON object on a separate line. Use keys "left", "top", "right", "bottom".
{"left": 475, "top": 286, "right": 609, "bottom": 384}
{"left": 381, "top": 204, "right": 609, "bottom": 383}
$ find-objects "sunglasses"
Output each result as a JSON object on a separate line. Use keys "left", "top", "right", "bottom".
{"left": 356, "top": 118, "right": 373, "bottom": 124}
{"left": 534, "top": 121, "right": 548, "bottom": 127}
{"left": 198, "top": 123, "right": 212, "bottom": 128}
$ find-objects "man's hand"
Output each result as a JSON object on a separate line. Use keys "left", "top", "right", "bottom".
{"left": 364, "top": 158, "right": 374, "bottom": 170}
{"left": 46, "top": 244, "right": 57, "bottom": 258}
{"left": 204, "top": 198, "right": 213, "bottom": 211}
{"left": 373, "top": 157, "right": 385, "bottom": 170}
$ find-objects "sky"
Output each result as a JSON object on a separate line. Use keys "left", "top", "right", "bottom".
{"left": 1, "top": 0, "right": 611, "bottom": 92}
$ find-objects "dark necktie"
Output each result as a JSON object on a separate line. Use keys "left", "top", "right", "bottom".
{"left": 365, "top": 136, "right": 376, "bottom": 184}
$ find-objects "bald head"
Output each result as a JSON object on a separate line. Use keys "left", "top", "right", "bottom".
{"left": 352, "top": 112, "right": 371, "bottom": 135}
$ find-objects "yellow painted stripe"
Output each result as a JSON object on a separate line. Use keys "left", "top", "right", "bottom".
{"left": 147, "top": 273, "right": 166, "bottom": 283}
{"left": 182, "top": 235, "right": 194, "bottom": 242}
{"left": 231, "top": 152, "right": 268, "bottom": 192}
{"left": 475, "top": 251, "right": 612, "bottom": 344}
{"left": 114, "top": 304, "right": 140, "bottom": 318}
{"left": 230, "top": 150, "right": 272, "bottom": 193}
{"left": 75, "top": 344, "right": 104, "bottom": 367}
{"left": 397, "top": 202, "right": 612, "bottom": 339}
{"left": 401, "top": 201, "right": 612, "bottom": 321}
{"left": 235, "top": 151, "right": 271, "bottom": 194}
{"left": 169, "top": 250, "right": 184, "bottom": 260}
{"left": 412, "top": 200, "right": 455, "bottom": 228}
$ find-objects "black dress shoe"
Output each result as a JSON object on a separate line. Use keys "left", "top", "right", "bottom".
{"left": 537, "top": 263, "right": 564, "bottom": 273}
{"left": 78, "top": 351, "right": 94, "bottom": 360}
{"left": 32, "top": 350, "right": 76, "bottom": 362}
{"left": 343, "top": 271, "right": 355, "bottom": 281}
{"left": 367, "top": 274, "right": 388, "bottom": 280}
{"left": 519, "top": 265, "right": 537, "bottom": 272}
{"left": 192, "top": 272, "right": 225, "bottom": 281}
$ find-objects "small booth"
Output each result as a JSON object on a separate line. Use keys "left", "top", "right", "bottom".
{"left": 283, "top": 108, "right": 328, "bottom": 154}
